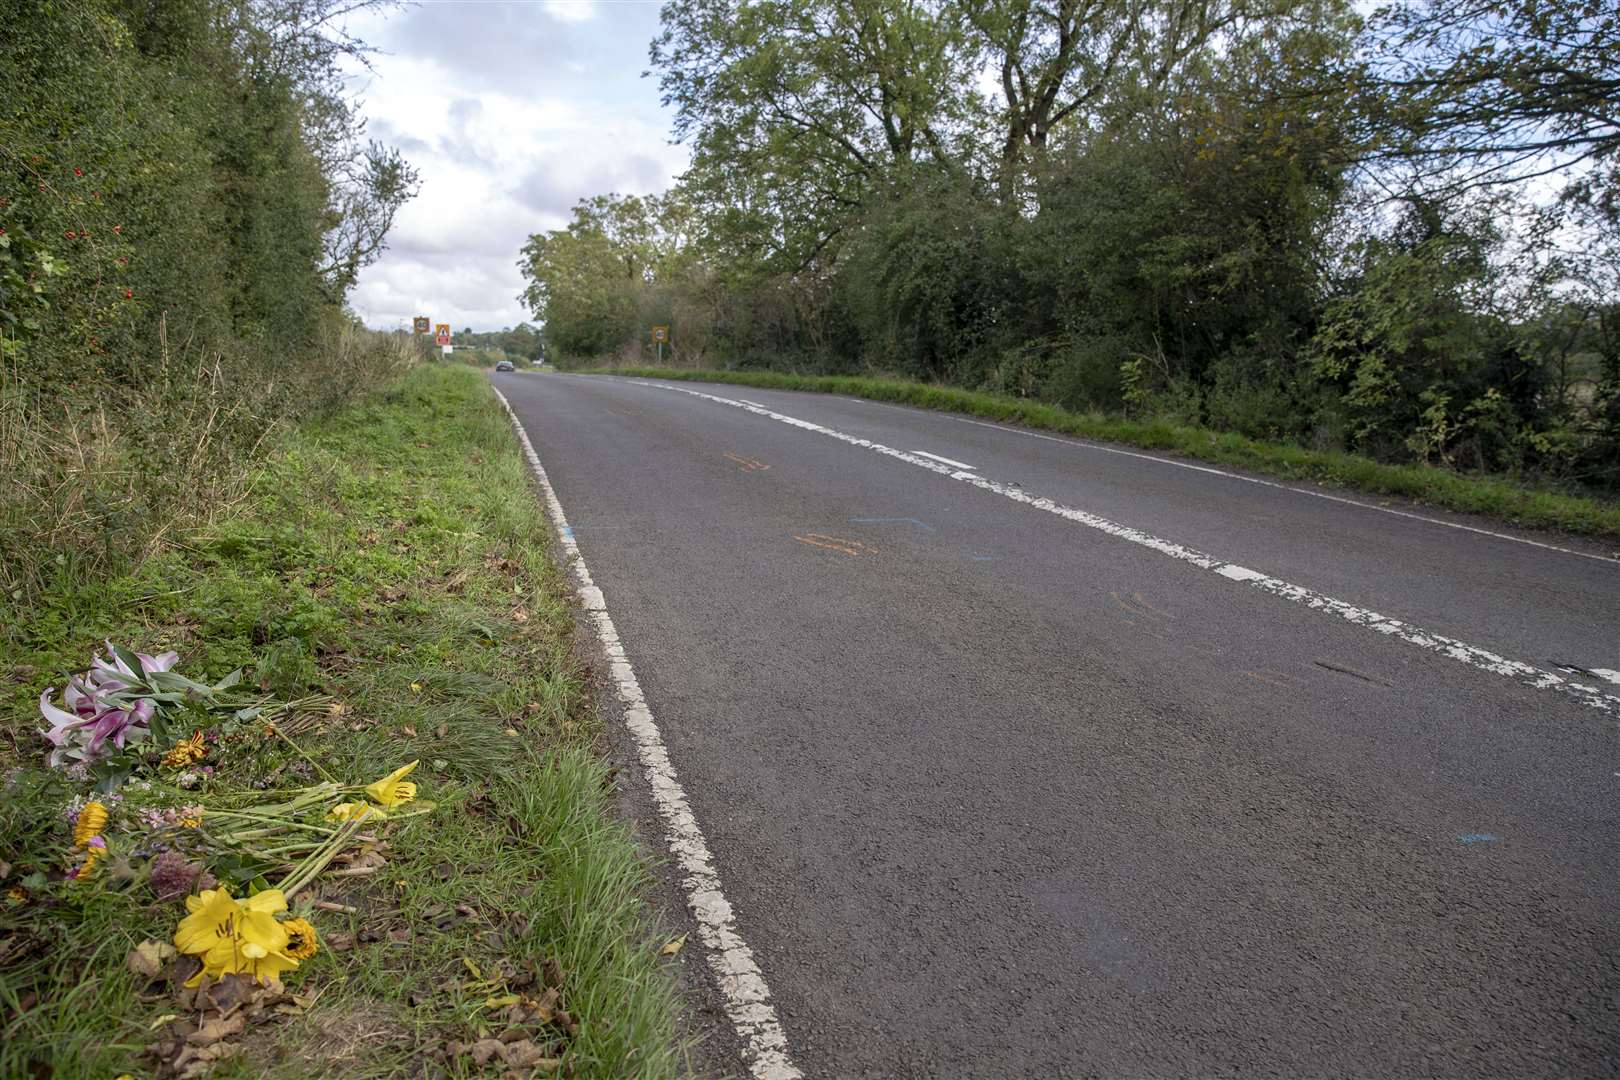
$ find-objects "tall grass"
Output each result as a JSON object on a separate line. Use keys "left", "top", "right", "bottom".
{"left": 0, "top": 321, "right": 416, "bottom": 605}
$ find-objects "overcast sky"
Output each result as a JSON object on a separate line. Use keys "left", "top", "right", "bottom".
{"left": 341, "top": 1, "right": 686, "bottom": 332}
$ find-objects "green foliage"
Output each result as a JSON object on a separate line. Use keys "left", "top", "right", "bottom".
{"left": 521, "top": 0, "right": 1620, "bottom": 503}
{"left": 0, "top": 366, "right": 683, "bottom": 1079}
{"left": 0, "top": 0, "right": 419, "bottom": 600}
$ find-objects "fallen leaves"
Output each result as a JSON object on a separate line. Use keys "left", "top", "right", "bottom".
{"left": 127, "top": 939, "right": 178, "bottom": 979}
{"left": 449, "top": 1036, "right": 561, "bottom": 1072}
{"left": 146, "top": 974, "right": 311, "bottom": 1078}
{"left": 659, "top": 934, "right": 686, "bottom": 957}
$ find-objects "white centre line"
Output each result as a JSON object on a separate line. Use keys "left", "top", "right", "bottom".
{"left": 638, "top": 380, "right": 1620, "bottom": 716}
{"left": 836, "top": 394, "right": 1617, "bottom": 566}
{"left": 492, "top": 386, "right": 802, "bottom": 1080}
{"left": 911, "top": 449, "right": 976, "bottom": 471}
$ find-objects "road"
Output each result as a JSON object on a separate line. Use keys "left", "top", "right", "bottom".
{"left": 493, "top": 371, "right": 1620, "bottom": 1079}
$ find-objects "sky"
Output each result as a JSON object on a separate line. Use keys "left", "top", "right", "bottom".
{"left": 339, "top": 0, "right": 687, "bottom": 332}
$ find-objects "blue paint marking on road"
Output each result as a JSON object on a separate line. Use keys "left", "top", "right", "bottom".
{"left": 1458, "top": 833, "right": 1500, "bottom": 843}
{"left": 560, "top": 525, "right": 574, "bottom": 540}
{"left": 849, "top": 517, "right": 937, "bottom": 532}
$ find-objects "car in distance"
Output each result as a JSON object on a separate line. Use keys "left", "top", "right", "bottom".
{"left": 494, "top": 360, "right": 515, "bottom": 372}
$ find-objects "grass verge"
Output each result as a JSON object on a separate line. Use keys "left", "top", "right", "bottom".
{"left": 0, "top": 364, "right": 685, "bottom": 1078}
{"left": 595, "top": 367, "right": 1620, "bottom": 545}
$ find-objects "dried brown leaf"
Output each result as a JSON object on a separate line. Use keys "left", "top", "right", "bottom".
{"left": 469, "top": 1038, "right": 505, "bottom": 1065}
{"left": 127, "top": 939, "right": 178, "bottom": 979}
{"left": 186, "top": 1013, "right": 244, "bottom": 1046}
{"left": 501, "top": 1040, "right": 561, "bottom": 1069}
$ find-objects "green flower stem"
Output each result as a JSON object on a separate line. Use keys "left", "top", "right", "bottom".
{"left": 280, "top": 816, "right": 364, "bottom": 899}
{"left": 266, "top": 725, "right": 340, "bottom": 784}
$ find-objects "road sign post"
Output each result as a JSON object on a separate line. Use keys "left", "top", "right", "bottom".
{"left": 434, "top": 323, "right": 451, "bottom": 349}
{"left": 652, "top": 324, "right": 669, "bottom": 364}
{"left": 412, "top": 316, "right": 430, "bottom": 334}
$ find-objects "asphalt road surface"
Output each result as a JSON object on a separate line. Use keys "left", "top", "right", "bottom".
{"left": 493, "top": 371, "right": 1620, "bottom": 1080}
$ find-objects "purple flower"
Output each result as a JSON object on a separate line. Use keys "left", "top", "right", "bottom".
{"left": 38, "top": 643, "right": 174, "bottom": 769}
{"left": 149, "top": 850, "right": 201, "bottom": 900}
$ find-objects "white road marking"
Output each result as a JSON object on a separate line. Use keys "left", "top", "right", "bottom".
{"left": 827, "top": 393, "right": 1617, "bottom": 566}
{"left": 491, "top": 387, "right": 803, "bottom": 1080}
{"left": 638, "top": 381, "right": 1620, "bottom": 716}
{"left": 1590, "top": 669, "right": 1620, "bottom": 686}
{"left": 910, "top": 450, "right": 976, "bottom": 471}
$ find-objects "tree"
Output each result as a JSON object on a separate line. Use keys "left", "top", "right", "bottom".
{"left": 1345, "top": 0, "right": 1619, "bottom": 211}
{"left": 653, "top": 0, "right": 974, "bottom": 270}
{"left": 961, "top": 0, "right": 1264, "bottom": 196}
{"left": 519, "top": 195, "right": 685, "bottom": 357}
{"left": 319, "top": 141, "right": 420, "bottom": 299}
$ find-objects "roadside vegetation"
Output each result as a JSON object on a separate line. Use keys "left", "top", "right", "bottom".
{"left": 598, "top": 366, "right": 1620, "bottom": 542}
{"left": 2, "top": 2, "right": 690, "bottom": 1076}
{"left": 2, "top": 0, "right": 419, "bottom": 606}
{"left": 0, "top": 364, "right": 686, "bottom": 1078}
{"left": 521, "top": 0, "right": 1620, "bottom": 507}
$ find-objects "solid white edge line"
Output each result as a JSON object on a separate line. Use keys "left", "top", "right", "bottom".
{"left": 827, "top": 393, "right": 1616, "bottom": 566}
{"left": 491, "top": 386, "right": 803, "bottom": 1080}
{"left": 635, "top": 381, "right": 1620, "bottom": 716}
{"left": 911, "top": 449, "right": 977, "bottom": 471}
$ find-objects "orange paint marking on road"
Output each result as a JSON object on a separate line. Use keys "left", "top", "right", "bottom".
{"left": 723, "top": 451, "right": 771, "bottom": 472}
{"left": 1131, "top": 591, "right": 1175, "bottom": 619}
{"left": 1242, "top": 670, "right": 1293, "bottom": 688}
{"left": 793, "top": 533, "right": 876, "bottom": 557}
{"left": 1110, "top": 590, "right": 1173, "bottom": 621}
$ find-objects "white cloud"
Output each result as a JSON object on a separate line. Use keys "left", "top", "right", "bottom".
{"left": 339, "top": 0, "right": 685, "bottom": 332}
{"left": 543, "top": 0, "right": 598, "bottom": 24}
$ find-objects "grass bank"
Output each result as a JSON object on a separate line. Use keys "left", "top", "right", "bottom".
{"left": 596, "top": 367, "right": 1620, "bottom": 544}
{"left": 0, "top": 364, "right": 686, "bottom": 1078}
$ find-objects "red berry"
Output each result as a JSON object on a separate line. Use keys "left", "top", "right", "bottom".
{"left": 74, "top": 168, "right": 83, "bottom": 177}
{"left": 124, "top": 289, "right": 133, "bottom": 299}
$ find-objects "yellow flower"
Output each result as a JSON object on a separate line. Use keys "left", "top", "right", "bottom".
{"left": 364, "top": 761, "right": 419, "bottom": 808}
{"left": 175, "top": 886, "right": 241, "bottom": 964}
{"left": 75, "top": 841, "right": 106, "bottom": 880}
{"left": 283, "top": 917, "right": 318, "bottom": 959}
{"left": 162, "top": 730, "right": 206, "bottom": 767}
{"left": 174, "top": 886, "right": 299, "bottom": 986}
{"left": 327, "top": 801, "right": 383, "bottom": 822}
{"left": 179, "top": 814, "right": 203, "bottom": 829}
{"left": 73, "top": 802, "right": 108, "bottom": 848}
{"left": 5, "top": 886, "right": 26, "bottom": 905}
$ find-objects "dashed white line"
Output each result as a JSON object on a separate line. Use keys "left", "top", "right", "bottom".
{"left": 824, "top": 392, "right": 1616, "bottom": 566}
{"left": 910, "top": 450, "right": 976, "bottom": 471}
{"left": 638, "top": 381, "right": 1620, "bottom": 716}
{"left": 492, "top": 386, "right": 802, "bottom": 1080}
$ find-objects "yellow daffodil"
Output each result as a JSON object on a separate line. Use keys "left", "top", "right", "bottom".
{"left": 73, "top": 802, "right": 108, "bottom": 848}
{"left": 283, "top": 917, "right": 318, "bottom": 959}
{"left": 364, "top": 761, "right": 419, "bottom": 808}
{"left": 327, "top": 801, "right": 383, "bottom": 822}
{"left": 162, "top": 730, "right": 206, "bottom": 767}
